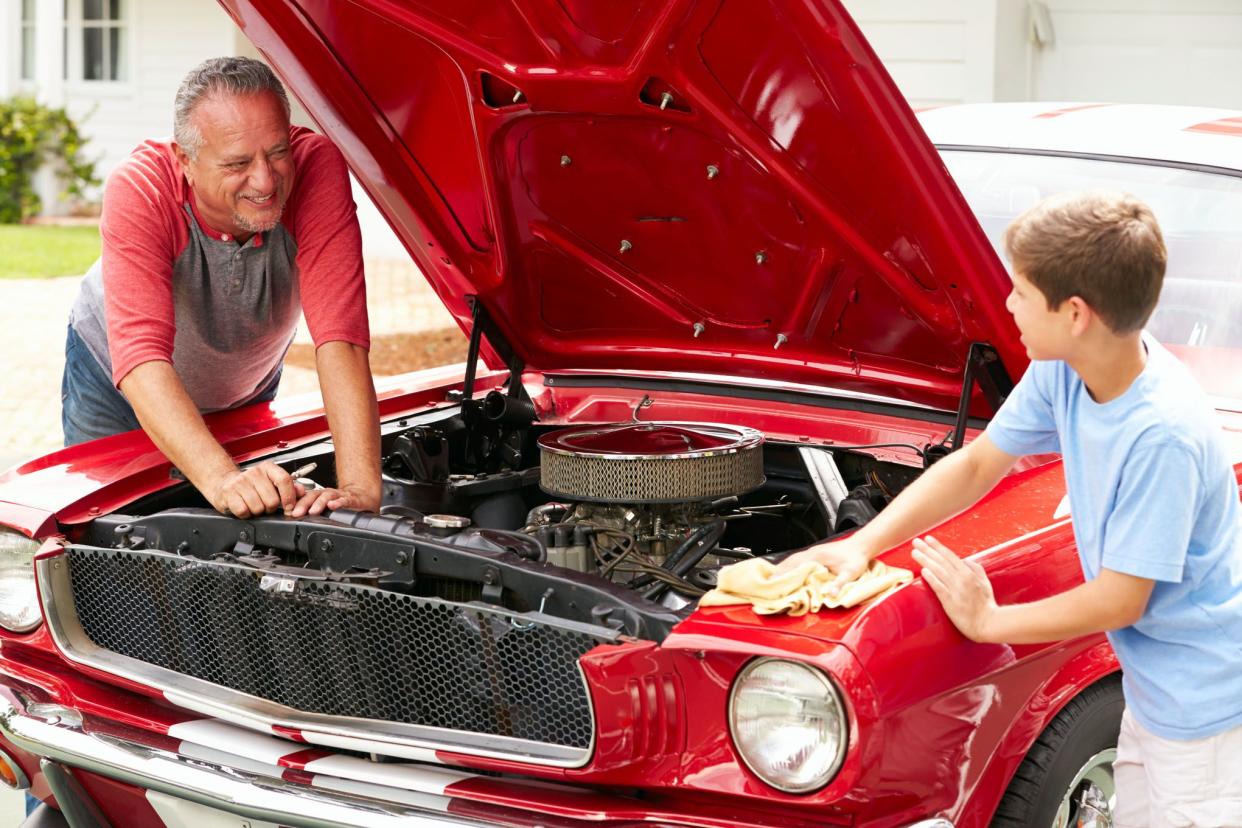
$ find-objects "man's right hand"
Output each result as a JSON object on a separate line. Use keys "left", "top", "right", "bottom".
{"left": 777, "top": 535, "right": 876, "bottom": 595}
{"left": 209, "top": 461, "right": 305, "bottom": 518}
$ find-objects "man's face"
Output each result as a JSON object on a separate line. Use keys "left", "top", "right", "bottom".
{"left": 175, "top": 91, "right": 294, "bottom": 237}
{"left": 1005, "top": 269, "right": 1073, "bottom": 361}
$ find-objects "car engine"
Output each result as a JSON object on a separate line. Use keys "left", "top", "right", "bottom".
{"left": 527, "top": 421, "right": 764, "bottom": 603}
{"left": 74, "top": 389, "right": 919, "bottom": 641}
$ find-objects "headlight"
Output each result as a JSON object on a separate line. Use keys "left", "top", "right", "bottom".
{"left": 0, "top": 528, "right": 43, "bottom": 632}
{"left": 728, "top": 657, "right": 848, "bottom": 793}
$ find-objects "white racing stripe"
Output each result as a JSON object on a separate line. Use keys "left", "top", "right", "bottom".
{"left": 162, "top": 691, "right": 445, "bottom": 764}
{"left": 176, "top": 741, "right": 289, "bottom": 778}
{"left": 302, "top": 754, "right": 475, "bottom": 795}
{"left": 146, "top": 791, "right": 284, "bottom": 828}
{"left": 309, "top": 775, "right": 453, "bottom": 814}
{"left": 163, "top": 691, "right": 279, "bottom": 735}
{"left": 299, "top": 730, "right": 443, "bottom": 763}
{"left": 168, "top": 719, "right": 301, "bottom": 765}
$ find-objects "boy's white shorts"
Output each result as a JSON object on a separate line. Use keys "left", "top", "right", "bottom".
{"left": 1114, "top": 708, "right": 1242, "bottom": 827}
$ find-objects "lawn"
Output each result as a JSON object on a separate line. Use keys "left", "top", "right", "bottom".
{"left": 0, "top": 224, "right": 101, "bottom": 279}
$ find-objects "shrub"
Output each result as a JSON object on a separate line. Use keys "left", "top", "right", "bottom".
{"left": 0, "top": 97, "right": 100, "bottom": 224}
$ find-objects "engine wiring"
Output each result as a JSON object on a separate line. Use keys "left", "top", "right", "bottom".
{"left": 589, "top": 528, "right": 707, "bottom": 596}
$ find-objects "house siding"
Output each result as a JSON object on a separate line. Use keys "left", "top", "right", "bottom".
{"left": 58, "top": 0, "right": 236, "bottom": 202}
{"left": 5, "top": 0, "right": 1239, "bottom": 218}
{"left": 841, "top": 0, "right": 1031, "bottom": 107}
{"left": 1029, "top": 0, "right": 1242, "bottom": 108}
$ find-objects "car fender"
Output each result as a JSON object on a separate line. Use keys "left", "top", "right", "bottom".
{"left": 954, "top": 640, "right": 1119, "bottom": 828}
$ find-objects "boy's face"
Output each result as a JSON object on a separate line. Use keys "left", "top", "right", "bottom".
{"left": 1005, "top": 270, "right": 1075, "bottom": 360}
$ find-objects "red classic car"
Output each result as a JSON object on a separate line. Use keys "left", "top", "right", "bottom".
{"left": 2, "top": 3, "right": 1240, "bottom": 828}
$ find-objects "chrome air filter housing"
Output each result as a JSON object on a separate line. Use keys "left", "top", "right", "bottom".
{"left": 538, "top": 422, "right": 765, "bottom": 504}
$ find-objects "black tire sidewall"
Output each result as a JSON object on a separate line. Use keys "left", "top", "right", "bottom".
{"left": 993, "top": 677, "right": 1125, "bottom": 827}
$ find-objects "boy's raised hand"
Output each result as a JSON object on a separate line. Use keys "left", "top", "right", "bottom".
{"left": 776, "top": 535, "right": 873, "bottom": 596}
{"left": 911, "top": 536, "right": 997, "bottom": 642}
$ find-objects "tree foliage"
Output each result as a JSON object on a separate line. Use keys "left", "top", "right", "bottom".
{"left": 0, "top": 97, "right": 100, "bottom": 224}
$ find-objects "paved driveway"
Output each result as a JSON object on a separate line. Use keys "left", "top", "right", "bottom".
{"left": 0, "top": 258, "right": 454, "bottom": 470}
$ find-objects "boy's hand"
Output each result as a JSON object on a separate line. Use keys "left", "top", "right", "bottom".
{"left": 777, "top": 536, "right": 873, "bottom": 596}
{"left": 911, "top": 536, "right": 997, "bottom": 642}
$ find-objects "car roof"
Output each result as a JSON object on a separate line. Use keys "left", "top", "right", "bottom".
{"left": 916, "top": 103, "right": 1242, "bottom": 174}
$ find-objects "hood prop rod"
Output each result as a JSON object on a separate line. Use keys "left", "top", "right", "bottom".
{"left": 935, "top": 342, "right": 1013, "bottom": 463}
{"left": 461, "top": 295, "right": 528, "bottom": 402}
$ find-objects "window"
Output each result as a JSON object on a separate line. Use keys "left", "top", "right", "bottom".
{"left": 940, "top": 149, "right": 1242, "bottom": 401}
{"left": 20, "top": 0, "right": 36, "bottom": 81}
{"left": 64, "top": 0, "right": 128, "bottom": 82}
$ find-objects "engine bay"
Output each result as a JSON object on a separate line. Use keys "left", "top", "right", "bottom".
{"left": 79, "top": 388, "right": 924, "bottom": 642}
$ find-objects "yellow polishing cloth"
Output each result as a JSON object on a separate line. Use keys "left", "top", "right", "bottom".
{"left": 699, "top": 557, "right": 912, "bottom": 616}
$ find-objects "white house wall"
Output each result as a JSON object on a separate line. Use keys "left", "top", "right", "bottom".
{"left": 847, "top": 0, "right": 1242, "bottom": 110}
{"left": 0, "top": 2, "right": 20, "bottom": 95}
{"left": 841, "top": 0, "right": 1030, "bottom": 107}
{"left": 5, "top": 0, "right": 1240, "bottom": 218}
{"left": 60, "top": 0, "right": 236, "bottom": 204}
{"left": 1028, "top": 0, "right": 1242, "bottom": 108}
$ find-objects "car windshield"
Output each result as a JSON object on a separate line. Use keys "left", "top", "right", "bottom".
{"left": 940, "top": 149, "right": 1242, "bottom": 407}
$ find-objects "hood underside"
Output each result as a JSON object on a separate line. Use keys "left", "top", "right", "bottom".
{"left": 223, "top": 0, "right": 1025, "bottom": 413}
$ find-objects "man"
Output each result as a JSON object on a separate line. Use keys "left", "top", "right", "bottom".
{"left": 61, "top": 56, "right": 380, "bottom": 519}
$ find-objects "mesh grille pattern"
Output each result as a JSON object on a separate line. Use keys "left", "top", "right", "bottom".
{"left": 63, "top": 547, "right": 601, "bottom": 750}
{"left": 541, "top": 446, "right": 764, "bottom": 503}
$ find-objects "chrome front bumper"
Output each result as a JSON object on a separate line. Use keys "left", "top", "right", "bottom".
{"left": 1, "top": 692, "right": 959, "bottom": 828}
{"left": 0, "top": 696, "right": 511, "bottom": 828}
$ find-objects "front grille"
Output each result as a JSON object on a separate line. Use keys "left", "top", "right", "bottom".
{"left": 57, "top": 547, "right": 602, "bottom": 754}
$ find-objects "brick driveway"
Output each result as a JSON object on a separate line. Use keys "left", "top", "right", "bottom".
{"left": 0, "top": 258, "right": 454, "bottom": 469}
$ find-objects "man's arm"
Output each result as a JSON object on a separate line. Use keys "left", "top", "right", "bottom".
{"left": 780, "top": 433, "right": 1020, "bottom": 591}
{"left": 120, "top": 360, "right": 301, "bottom": 517}
{"left": 913, "top": 535, "right": 1155, "bottom": 643}
{"left": 290, "top": 340, "right": 380, "bottom": 517}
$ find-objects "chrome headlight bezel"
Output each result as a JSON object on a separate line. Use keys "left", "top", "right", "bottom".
{"left": 727, "top": 656, "right": 849, "bottom": 794}
{"left": 0, "top": 528, "right": 44, "bottom": 633}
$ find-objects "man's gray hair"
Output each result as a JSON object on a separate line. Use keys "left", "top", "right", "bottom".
{"left": 174, "top": 56, "right": 291, "bottom": 159}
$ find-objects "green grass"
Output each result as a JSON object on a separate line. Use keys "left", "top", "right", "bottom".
{"left": 0, "top": 224, "right": 101, "bottom": 279}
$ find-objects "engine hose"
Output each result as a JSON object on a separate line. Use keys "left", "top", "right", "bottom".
{"left": 668, "top": 519, "right": 727, "bottom": 577}
{"left": 630, "top": 528, "right": 710, "bottom": 593}
{"left": 524, "top": 502, "right": 571, "bottom": 530}
{"left": 633, "top": 520, "right": 728, "bottom": 593}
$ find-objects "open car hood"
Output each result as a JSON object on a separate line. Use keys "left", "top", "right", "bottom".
{"left": 222, "top": 0, "right": 1025, "bottom": 413}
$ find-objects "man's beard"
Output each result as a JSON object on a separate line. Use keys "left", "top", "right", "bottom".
{"left": 232, "top": 194, "right": 286, "bottom": 233}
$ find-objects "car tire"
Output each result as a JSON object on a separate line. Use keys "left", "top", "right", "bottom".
{"left": 991, "top": 674, "right": 1124, "bottom": 828}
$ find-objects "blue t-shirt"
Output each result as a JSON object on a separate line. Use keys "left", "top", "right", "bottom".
{"left": 986, "top": 334, "right": 1242, "bottom": 740}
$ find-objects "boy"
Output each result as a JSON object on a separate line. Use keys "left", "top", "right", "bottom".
{"left": 782, "top": 192, "right": 1242, "bottom": 825}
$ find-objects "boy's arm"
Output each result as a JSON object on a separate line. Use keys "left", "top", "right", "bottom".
{"left": 779, "top": 433, "right": 1020, "bottom": 591}
{"left": 913, "top": 535, "right": 1155, "bottom": 643}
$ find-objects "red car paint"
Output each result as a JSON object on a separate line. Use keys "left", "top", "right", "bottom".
{"left": 222, "top": 0, "right": 1026, "bottom": 416}
{"left": 2, "top": 2, "right": 1240, "bottom": 827}
{"left": 2, "top": 375, "right": 1156, "bottom": 826}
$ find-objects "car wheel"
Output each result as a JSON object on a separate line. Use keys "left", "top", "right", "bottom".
{"left": 991, "top": 675, "right": 1123, "bottom": 828}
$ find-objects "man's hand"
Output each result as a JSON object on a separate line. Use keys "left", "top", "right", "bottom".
{"left": 911, "top": 535, "right": 997, "bottom": 642}
{"left": 777, "top": 535, "right": 874, "bottom": 596}
{"left": 289, "top": 482, "right": 380, "bottom": 518}
{"left": 210, "top": 461, "right": 306, "bottom": 518}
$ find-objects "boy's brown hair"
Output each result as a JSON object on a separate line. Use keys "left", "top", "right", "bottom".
{"left": 1003, "top": 192, "right": 1167, "bottom": 333}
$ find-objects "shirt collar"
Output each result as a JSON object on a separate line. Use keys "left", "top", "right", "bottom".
{"left": 187, "top": 190, "right": 264, "bottom": 247}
